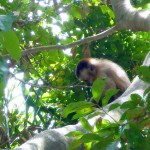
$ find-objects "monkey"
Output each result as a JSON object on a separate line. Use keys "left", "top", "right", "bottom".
{"left": 76, "top": 58, "right": 131, "bottom": 106}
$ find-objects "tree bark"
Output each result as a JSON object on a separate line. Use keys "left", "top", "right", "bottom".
{"left": 111, "top": 0, "right": 150, "bottom": 31}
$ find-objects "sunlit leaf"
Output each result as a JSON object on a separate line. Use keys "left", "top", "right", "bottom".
{"left": 108, "top": 103, "right": 120, "bottom": 111}
{"left": 100, "top": 5, "right": 115, "bottom": 18}
{"left": 92, "top": 78, "right": 106, "bottom": 102}
{"left": 79, "top": 117, "right": 93, "bottom": 132}
{"left": 72, "top": 107, "right": 94, "bottom": 120}
{"left": 0, "top": 57, "right": 8, "bottom": 98}
{"left": 47, "top": 50, "right": 59, "bottom": 61}
{"left": 79, "top": 133, "right": 100, "bottom": 143}
{"left": 0, "top": 14, "right": 16, "bottom": 31}
{"left": 66, "top": 131, "right": 84, "bottom": 137}
{"left": 0, "top": 30, "right": 21, "bottom": 60}
{"left": 120, "top": 101, "right": 136, "bottom": 109}
{"left": 130, "top": 94, "right": 144, "bottom": 106}
{"left": 87, "top": 111, "right": 103, "bottom": 120}
{"left": 137, "top": 66, "right": 150, "bottom": 83}
{"left": 69, "top": 139, "right": 82, "bottom": 150}
{"left": 102, "top": 89, "right": 119, "bottom": 106}
{"left": 63, "top": 101, "right": 94, "bottom": 118}
{"left": 69, "top": 5, "right": 82, "bottom": 19}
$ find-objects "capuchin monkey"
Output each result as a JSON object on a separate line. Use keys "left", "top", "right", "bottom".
{"left": 76, "top": 58, "right": 131, "bottom": 106}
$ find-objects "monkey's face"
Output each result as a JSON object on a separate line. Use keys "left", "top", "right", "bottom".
{"left": 78, "top": 65, "right": 97, "bottom": 86}
{"left": 76, "top": 59, "right": 98, "bottom": 86}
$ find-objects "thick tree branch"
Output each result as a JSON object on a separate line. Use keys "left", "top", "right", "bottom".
{"left": 111, "top": 0, "right": 150, "bottom": 31}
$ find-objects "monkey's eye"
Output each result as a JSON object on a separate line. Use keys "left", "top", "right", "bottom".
{"left": 88, "top": 65, "right": 94, "bottom": 72}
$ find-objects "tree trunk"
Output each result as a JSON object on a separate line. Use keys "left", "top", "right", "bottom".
{"left": 111, "top": 0, "right": 150, "bottom": 31}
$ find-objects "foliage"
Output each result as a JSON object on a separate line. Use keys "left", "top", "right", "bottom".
{"left": 91, "top": 78, "right": 106, "bottom": 102}
{"left": 0, "top": 0, "right": 149, "bottom": 148}
{"left": 66, "top": 66, "right": 150, "bottom": 150}
{"left": 137, "top": 66, "right": 150, "bottom": 83}
{"left": 0, "top": 57, "right": 8, "bottom": 98}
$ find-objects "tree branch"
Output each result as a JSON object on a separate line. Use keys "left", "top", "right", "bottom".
{"left": 21, "top": 26, "right": 117, "bottom": 56}
{"left": 9, "top": 72, "right": 88, "bottom": 90}
{"left": 111, "top": 0, "right": 150, "bottom": 31}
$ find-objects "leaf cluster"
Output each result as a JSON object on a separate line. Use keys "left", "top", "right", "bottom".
{"left": 65, "top": 67, "right": 150, "bottom": 150}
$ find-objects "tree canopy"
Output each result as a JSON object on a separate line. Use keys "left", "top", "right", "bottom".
{"left": 0, "top": 0, "right": 150, "bottom": 149}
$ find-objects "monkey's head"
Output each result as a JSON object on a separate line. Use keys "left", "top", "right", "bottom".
{"left": 76, "top": 58, "right": 98, "bottom": 85}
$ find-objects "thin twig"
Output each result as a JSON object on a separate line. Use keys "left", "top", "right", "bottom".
{"left": 100, "top": 107, "right": 120, "bottom": 125}
{"left": 9, "top": 72, "right": 88, "bottom": 90}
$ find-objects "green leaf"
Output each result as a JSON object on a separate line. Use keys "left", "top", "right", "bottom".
{"left": 79, "top": 133, "right": 100, "bottom": 143}
{"left": 137, "top": 66, "right": 150, "bottom": 83}
{"left": 125, "top": 107, "right": 145, "bottom": 120}
{"left": 92, "top": 78, "right": 106, "bottom": 102}
{"left": 87, "top": 111, "right": 103, "bottom": 120}
{"left": 0, "top": 30, "right": 21, "bottom": 60}
{"left": 91, "top": 135, "right": 114, "bottom": 150}
{"left": 0, "top": 14, "right": 16, "bottom": 31}
{"left": 99, "top": 129, "right": 117, "bottom": 139}
{"left": 69, "top": 132, "right": 100, "bottom": 149}
{"left": 146, "top": 93, "right": 150, "bottom": 111}
{"left": 130, "top": 94, "right": 143, "bottom": 105}
{"left": 79, "top": 117, "right": 93, "bottom": 132}
{"left": 124, "top": 127, "right": 143, "bottom": 149}
{"left": 72, "top": 107, "right": 94, "bottom": 120}
{"left": 0, "top": 101, "right": 5, "bottom": 125}
{"left": 102, "top": 89, "right": 119, "bottom": 106}
{"left": 119, "top": 112, "right": 127, "bottom": 121}
{"left": 100, "top": 5, "right": 115, "bottom": 19}
{"left": 0, "top": 8, "right": 6, "bottom": 15}
{"left": 0, "top": 57, "right": 8, "bottom": 98}
{"left": 131, "top": 94, "right": 142, "bottom": 101}
{"left": 69, "top": 5, "right": 82, "bottom": 19}
{"left": 69, "top": 139, "right": 82, "bottom": 150}
{"left": 106, "top": 141, "right": 120, "bottom": 150}
{"left": 108, "top": 103, "right": 120, "bottom": 111}
{"left": 0, "top": 80, "right": 5, "bottom": 98}
{"left": 47, "top": 50, "right": 59, "bottom": 61}
{"left": 144, "top": 86, "right": 150, "bottom": 96}
{"left": 98, "top": 119, "right": 112, "bottom": 130}
{"left": 138, "top": 117, "right": 150, "bottom": 128}
{"left": 66, "top": 131, "right": 84, "bottom": 137}
{"left": 120, "top": 101, "right": 136, "bottom": 109}
{"left": 62, "top": 101, "right": 94, "bottom": 118}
